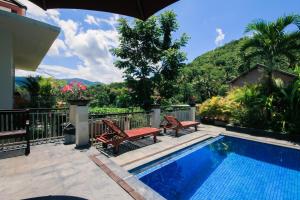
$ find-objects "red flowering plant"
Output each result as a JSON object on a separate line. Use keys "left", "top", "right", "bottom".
{"left": 60, "top": 81, "right": 89, "bottom": 101}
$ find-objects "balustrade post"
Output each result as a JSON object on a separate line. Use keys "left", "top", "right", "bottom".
{"left": 189, "top": 105, "right": 196, "bottom": 121}
{"left": 151, "top": 104, "right": 161, "bottom": 128}
{"left": 69, "top": 103, "right": 89, "bottom": 148}
{"left": 124, "top": 115, "right": 130, "bottom": 130}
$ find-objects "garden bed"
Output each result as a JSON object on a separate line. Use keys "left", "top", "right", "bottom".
{"left": 226, "top": 124, "right": 300, "bottom": 143}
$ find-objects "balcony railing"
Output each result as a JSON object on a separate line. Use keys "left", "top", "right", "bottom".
{"left": 0, "top": 108, "right": 69, "bottom": 151}
{"left": 161, "top": 106, "right": 191, "bottom": 122}
{"left": 1, "top": 106, "right": 192, "bottom": 150}
{"left": 29, "top": 108, "right": 69, "bottom": 143}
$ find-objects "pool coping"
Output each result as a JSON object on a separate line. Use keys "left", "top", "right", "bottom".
{"left": 222, "top": 132, "right": 300, "bottom": 150}
{"left": 121, "top": 134, "right": 215, "bottom": 171}
{"left": 89, "top": 153, "right": 166, "bottom": 200}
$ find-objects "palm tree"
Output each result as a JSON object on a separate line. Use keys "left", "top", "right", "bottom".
{"left": 21, "top": 76, "right": 41, "bottom": 107}
{"left": 241, "top": 14, "right": 300, "bottom": 92}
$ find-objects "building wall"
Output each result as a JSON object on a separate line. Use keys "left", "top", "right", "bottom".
{"left": 0, "top": 28, "right": 14, "bottom": 109}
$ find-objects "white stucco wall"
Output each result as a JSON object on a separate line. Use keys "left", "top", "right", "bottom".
{"left": 0, "top": 28, "right": 13, "bottom": 109}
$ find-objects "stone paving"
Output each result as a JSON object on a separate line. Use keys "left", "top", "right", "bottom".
{"left": 0, "top": 144, "right": 133, "bottom": 200}
{"left": 0, "top": 124, "right": 299, "bottom": 200}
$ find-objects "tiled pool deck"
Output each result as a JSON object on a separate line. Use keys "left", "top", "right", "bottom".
{"left": 0, "top": 124, "right": 299, "bottom": 200}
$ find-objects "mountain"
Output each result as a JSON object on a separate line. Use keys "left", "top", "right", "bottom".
{"left": 190, "top": 38, "right": 245, "bottom": 69}
{"left": 189, "top": 37, "right": 299, "bottom": 73}
{"left": 15, "top": 77, "right": 101, "bottom": 86}
{"left": 61, "top": 78, "right": 101, "bottom": 86}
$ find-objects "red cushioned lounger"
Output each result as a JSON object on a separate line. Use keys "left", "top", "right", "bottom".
{"left": 96, "top": 119, "right": 160, "bottom": 154}
{"left": 163, "top": 115, "right": 200, "bottom": 137}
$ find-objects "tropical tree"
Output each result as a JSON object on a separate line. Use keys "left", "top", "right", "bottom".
{"left": 241, "top": 14, "right": 300, "bottom": 92}
{"left": 21, "top": 76, "right": 41, "bottom": 107}
{"left": 275, "top": 66, "right": 300, "bottom": 133}
{"left": 112, "top": 11, "right": 189, "bottom": 109}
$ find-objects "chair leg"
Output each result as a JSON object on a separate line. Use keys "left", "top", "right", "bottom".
{"left": 195, "top": 125, "right": 198, "bottom": 131}
{"left": 175, "top": 129, "right": 179, "bottom": 137}
{"left": 163, "top": 128, "right": 166, "bottom": 134}
{"left": 113, "top": 145, "right": 119, "bottom": 155}
{"left": 153, "top": 134, "right": 157, "bottom": 143}
{"left": 102, "top": 143, "right": 108, "bottom": 149}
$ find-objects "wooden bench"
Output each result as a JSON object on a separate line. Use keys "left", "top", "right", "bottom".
{"left": 0, "top": 110, "right": 30, "bottom": 155}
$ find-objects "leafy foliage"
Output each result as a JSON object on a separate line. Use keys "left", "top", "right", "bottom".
{"left": 89, "top": 107, "right": 142, "bottom": 114}
{"left": 199, "top": 71, "right": 300, "bottom": 134}
{"left": 20, "top": 76, "right": 66, "bottom": 108}
{"left": 198, "top": 96, "right": 240, "bottom": 122}
{"left": 112, "top": 11, "right": 189, "bottom": 109}
{"left": 241, "top": 14, "right": 300, "bottom": 92}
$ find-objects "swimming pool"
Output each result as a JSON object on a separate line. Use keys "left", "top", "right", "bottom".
{"left": 130, "top": 135, "right": 300, "bottom": 200}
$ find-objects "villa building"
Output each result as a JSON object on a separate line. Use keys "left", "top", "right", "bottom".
{"left": 0, "top": 0, "right": 26, "bottom": 15}
{"left": 230, "top": 64, "right": 297, "bottom": 88}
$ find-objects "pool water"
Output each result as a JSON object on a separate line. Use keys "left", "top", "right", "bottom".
{"left": 131, "top": 136, "right": 300, "bottom": 200}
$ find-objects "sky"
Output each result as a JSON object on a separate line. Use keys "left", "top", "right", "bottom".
{"left": 16, "top": 0, "right": 300, "bottom": 83}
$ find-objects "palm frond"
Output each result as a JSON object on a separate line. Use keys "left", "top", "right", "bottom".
{"left": 245, "top": 19, "right": 270, "bottom": 35}
{"left": 240, "top": 38, "right": 264, "bottom": 52}
{"left": 275, "top": 14, "right": 300, "bottom": 32}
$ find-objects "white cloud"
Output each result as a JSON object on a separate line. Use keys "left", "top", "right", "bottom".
{"left": 15, "top": 0, "right": 123, "bottom": 83}
{"left": 215, "top": 28, "right": 225, "bottom": 46}
{"left": 15, "top": 69, "right": 51, "bottom": 78}
{"left": 84, "top": 14, "right": 119, "bottom": 28}
{"left": 55, "top": 18, "right": 123, "bottom": 83}
{"left": 48, "top": 39, "right": 67, "bottom": 56}
{"left": 84, "top": 15, "right": 99, "bottom": 25}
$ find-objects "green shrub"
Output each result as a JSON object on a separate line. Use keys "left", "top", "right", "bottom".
{"left": 198, "top": 96, "right": 240, "bottom": 122}
{"left": 89, "top": 107, "right": 142, "bottom": 114}
{"left": 199, "top": 80, "right": 300, "bottom": 135}
{"left": 228, "top": 85, "right": 270, "bottom": 129}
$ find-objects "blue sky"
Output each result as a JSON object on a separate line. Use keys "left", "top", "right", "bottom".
{"left": 17, "top": 0, "right": 300, "bottom": 83}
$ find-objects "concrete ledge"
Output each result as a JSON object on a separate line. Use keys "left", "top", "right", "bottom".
{"left": 226, "top": 125, "right": 300, "bottom": 142}
{"left": 223, "top": 132, "right": 300, "bottom": 150}
{"left": 122, "top": 134, "right": 213, "bottom": 170}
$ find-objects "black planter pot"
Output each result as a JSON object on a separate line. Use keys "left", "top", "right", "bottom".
{"left": 151, "top": 104, "right": 161, "bottom": 109}
{"left": 68, "top": 99, "right": 90, "bottom": 106}
{"left": 189, "top": 103, "right": 196, "bottom": 107}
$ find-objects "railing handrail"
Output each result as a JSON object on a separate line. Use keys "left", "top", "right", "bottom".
{"left": 0, "top": 109, "right": 30, "bottom": 113}
{"left": 161, "top": 108, "right": 190, "bottom": 112}
{"left": 28, "top": 108, "right": 68, "bottom": 111}
{"left": 89, "top": 111, "right": 153, "bottom": 118}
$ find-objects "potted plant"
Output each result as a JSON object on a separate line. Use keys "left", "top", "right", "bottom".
{"left": 61, "top": 81, "right": 90, "bottom": 106}
{"left": 188, "top": 96, "right": 196, "bottom": 107}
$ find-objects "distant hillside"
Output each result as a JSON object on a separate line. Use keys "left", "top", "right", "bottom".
{"left": 190, "top": 38, "right": 245, "bottom": 69}
{"left": 189, "top": 37, "right": 298, "bottom": 73}
{"left": 15, "top": 77, "right": 101, "bottom": 86}
{"left": 61, "top": 78, "right": 101, "bottom": 86}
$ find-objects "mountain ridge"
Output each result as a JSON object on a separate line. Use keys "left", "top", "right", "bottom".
{"left": 15, "top": 77, "right": 101, "bottom": 86}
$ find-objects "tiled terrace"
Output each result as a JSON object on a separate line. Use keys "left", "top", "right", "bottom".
{"left": 0, "top": 144, "right": 133, "bottom": 200}
{"left": 0, "top": 124, "right": 299, "bottom": 200}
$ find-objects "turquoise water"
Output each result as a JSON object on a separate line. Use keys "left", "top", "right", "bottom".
{"left": 131, "top": 136, "right": 300, "bottom": 200}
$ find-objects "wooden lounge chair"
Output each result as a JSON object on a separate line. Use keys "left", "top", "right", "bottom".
{"left": 163, "top": 115, "right": 200, "bottom": 137}
{"left": 96, "top": 119, "right": 160, "bottom": 154}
